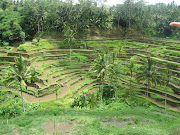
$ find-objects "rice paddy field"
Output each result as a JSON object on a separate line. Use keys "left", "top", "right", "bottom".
{"left": 0, "top": 35, "right": 180, "bottom": 134}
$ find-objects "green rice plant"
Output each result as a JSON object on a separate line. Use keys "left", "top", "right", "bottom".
{"left": 163, "top": 49, "right": 180, "bottom": 57}
{"left": 150, "top": 93, "right": 164, "bottom": 100}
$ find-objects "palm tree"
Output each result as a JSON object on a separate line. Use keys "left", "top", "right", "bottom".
{"left": 54, "top": 85, "right": 61, "bottom": 100}
{"left": 30, "top": 67, "right": 39, "bottom": 103}
{"left": 126, "top": 60, "right": 137, "bottom": 87}
{"left": 163, "top": 69, "right": 172, "bottom": 111}
{"left": 108, "top": 62, "right": 122, "bottom": 102}
{"left": 113, "top": 43, "right": 126, "bottom": 58}
{"left": 137, "top": 57, "right": 161, "bottom": 106}
{"left": 90, "top": 51, "right": 112, "bottom": 105}
{"left": 3, "top": 55, "right": 32, "bottom": 112}
{"left": 163, "top": 69, "right": 178, "bottom": 111}
{"left": 63, "top": 23, "right": 76, "bottom": 65}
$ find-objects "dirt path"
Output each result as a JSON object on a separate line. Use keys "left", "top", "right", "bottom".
{"left": 27, "top": 86, "right": 37, "bottom": 91}
{"left": 36, "top": 82, "right": 46, "bottom": 89}
{"left": 1, "top": 87, "right": 36, "bottom": 103}
{"left": 47, "top": 76, "right": 55, "bottom": 86}
{"left": 12, "top": 47, "right": 17, "bottom": 52}
{"left": 56, "top": 73, "right": 79, "bottom": 84}
{"left": 39, "top": 67, "right": 52, "bottom": 79}
{"left": 1, "top": 85, "right": 70, "bottom": 103}
{"left": 88, "top": 87, "right": 99, "bottom": 94}
{"left": 42, "top": 121, "right": 76, "bottom": 134}
{"left": 70, "top": 78, "right": 85, "bottom": 91}
{"left": 50, "top": 69, "right": 80, "bottom": 79}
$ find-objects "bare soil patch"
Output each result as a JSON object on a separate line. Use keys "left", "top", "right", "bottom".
{"left": 70, "top": 78, "right": 85, "bottom": 91}
{"left": 101, "top": 121, "right": 135, "bottom": 128}
{"left": 5, "top": 128, "right": 20, "bottom": 135}
{"left": 42, "top": 121, "right": 76, "bottom": 134}
{"left": 88, "top": 87, "right": 99, "bottom": 94}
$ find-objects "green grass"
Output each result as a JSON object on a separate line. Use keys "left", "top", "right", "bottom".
{"left": 55, "top": 72, "right": 79, "bottom": 83}
{"left": 118, "top": 74, "right": 180, "bottom": 100}
{"left": 151, "top": 93, "right": 167, "bottom": 100}
{"left": 62, "top": 74, "right": 83, "bottom": 85}
{"left": 17, "top": 40, "right": 61, "bottom": 51}
{"left": 37, "top": 60, "right": 70, "bottom": 75}
{"left": 67, "top": 78, "right": 96, "bottom": 97}
{"left": 78, "top": 83, "right": 98, "bottom": 95}
{"left": 34, "top": 55, "right": 68, "bottom": 62}
{"left": 52, "top": 69, "right": 85, "bottom": 78}
{"left": 0, "top": 106, "right": 179, "bottom": 135}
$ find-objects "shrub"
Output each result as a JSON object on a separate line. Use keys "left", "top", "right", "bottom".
{"left": 2, "top": 41, "right": 9, "bottom": 46}
{"left": 71, "top": 94, "right": 87, "bottom": 108}
{"left": 106, "top": 102, "right": 128, "bottom": 111}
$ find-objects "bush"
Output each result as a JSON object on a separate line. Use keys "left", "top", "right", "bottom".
{"left": 71, "top": 93, "right": 99, "bottom": 109}
{"left": 106, "top": 102, "right": 128, "bottom": 111}
{"left": 71, "top": 94, "right": 87, "bottom": 108}
{"left": 2, "top": 41, "right": 9, "bottom": 46}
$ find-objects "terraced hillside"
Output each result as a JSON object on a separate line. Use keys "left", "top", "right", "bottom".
{"left": 0, "top": 37, "right": 179, "bottom": 111}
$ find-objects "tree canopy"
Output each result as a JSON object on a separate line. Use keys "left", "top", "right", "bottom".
{"left": 0, "top": 0, "right": 179, "bottom": 44}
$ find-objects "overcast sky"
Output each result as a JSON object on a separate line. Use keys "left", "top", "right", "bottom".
{"left": 105, "top": 0, "right": 180, "bottom": 6}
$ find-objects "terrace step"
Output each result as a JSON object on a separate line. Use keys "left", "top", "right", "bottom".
{"left": 56, "top": 73, "right": 81, "bottom": 84}
{"left": 0, "top": 56, "right": 16, "bottom": 62}
{"left": 118, "top": 75, "right": 180, "bottom": 101}
{"left": 50, "top": 68, "right": 87, "bottom": 79}
{"left": 27, "top": 86, "right": 37, "bottom": 92}
{"left": 74, "top": 82, "right": 98, "bottom": 97}
{"left": 8, "top": 52, "right": 29, "bottom": 58}
{"left": 139, "top": 91, "right": 180, "bottom": 107}
{"left": 65, "top": 75, "right": 83, "bottom": 86}
{"left": 88, "top": 87, "right": 99, "bottom": 94}
{"left": 70, "top": 78, "right": 85, "bottom": 91}
{"left": 138, "top": 94, "right": 180, "bottom": 112}
{"left": 36, "top": 82, "right": 46, "bottom": 89}
{"left": 32, "top": 59, "right": 64, "bottom": 69}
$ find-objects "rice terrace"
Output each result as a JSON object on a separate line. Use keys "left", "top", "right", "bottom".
{"left": 0, "top": 0, "right": 180, "bottom": 135}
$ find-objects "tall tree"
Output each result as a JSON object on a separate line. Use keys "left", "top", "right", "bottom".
{"left": 126, "top": 60, "right": 137, "bottom": 87}
{"left": 137, "top": 57, "right": 161, "bottom": 106}
{"left": 54, "top": 85, "right": 61, "bottom": 100}
{"left": 63, "top": 23, "right": 76, "bottom": 65}
{"left": 90, "top": 50, "right": 112, "bottom": 105}
{"left": 3, "top": 56, "right": 33, "bottom": 112}
{"left": 163, "top": 69, "right": 179, "bottom": 111}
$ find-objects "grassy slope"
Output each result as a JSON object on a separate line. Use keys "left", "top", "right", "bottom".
{"left": 0, "top": 106, "right": 180, "bottom": 135}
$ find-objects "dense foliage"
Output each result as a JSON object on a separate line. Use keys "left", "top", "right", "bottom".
{"left": 0, "top": 0, "right": 179, "bottom": 44}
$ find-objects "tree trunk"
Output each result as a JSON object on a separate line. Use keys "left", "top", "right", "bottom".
{"left": 115, "top": 85, "right": 117, "bottom": 102}
{"left": 147, "top": 80, "right": 149, "bottom": 107}
{"left": 70, "top": 44, "right": 71, "bottom": 65}
{"left": 101, "top": 74, "right": 105, "bottom": 106}
{"left": 118, "top": 19, "right": 120, "bottom": 28}
{"left": 101, "top": 79, "right": 103, "bottom": 105}
{"left": 56, "top": 92, "right": 57, "bottom": 100}
{"left": 99, "top": 78, "right": 101, "bottom": 92}
{"left": 34, "top": 91, "right": 36, "bottom": 103}
{"left": 6, "top": 117, "right": 8, "bottom": 124}
{"left": 165, "top": 86, "right": 167, "bottom": 111}
{"left": 36, "top": 85, "right": 37, "bottom": 103}
{"left": 20, "top": 85, "right": 25, "bottom": 112}
{"left": 37, "top": 89, "right": 39, "bottom": 105}
{"left": 38, "top": 22, "right": 40, "bottom": 32}
{"left": 130, "top": 70, "right": 132, "bottom": 87}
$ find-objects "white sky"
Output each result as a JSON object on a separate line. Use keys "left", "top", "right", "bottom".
{"left": 105, "top": 0, "right": 180, "bottom": 6}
